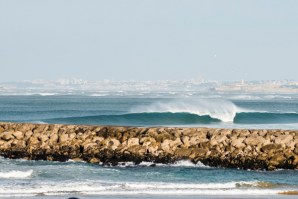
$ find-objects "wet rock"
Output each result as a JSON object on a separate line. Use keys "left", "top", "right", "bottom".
{"left": 278, "top": 191, "right": 298, "bottom": 195}
{"left": 268, "top": 153, "right": 286, "bottom": 170}
{"left": 175, "top": 147, "right": 193, "bottom": 158}
{"left": 190, "top": 148, "right": 208, "bottom": 159}
{"left": 89, "top": 157, "right": 100, "bottom": 164}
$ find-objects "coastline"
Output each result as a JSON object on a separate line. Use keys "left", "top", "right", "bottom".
{"left": 0, "top": 122, "right": 297, "bottom": 170}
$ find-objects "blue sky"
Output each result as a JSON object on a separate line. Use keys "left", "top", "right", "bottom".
{"left": 0, "top": 0, "right": 297, "bottom": 82}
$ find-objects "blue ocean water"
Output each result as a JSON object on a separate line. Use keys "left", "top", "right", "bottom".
{"left": 0, "top": 94, "right": 297, "bottom": 198}
{"left": 0, "top": 158, "right": 298, "bottom": 198}
{"left": 0, "top": 95, "right": 298, "bottom": 129}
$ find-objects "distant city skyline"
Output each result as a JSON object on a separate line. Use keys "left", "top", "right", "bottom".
{"left": 1, "top": 0, "right": 298, "bottom": 82}
{"left": 1, "top": 77, "right": 297, "bottom": 84}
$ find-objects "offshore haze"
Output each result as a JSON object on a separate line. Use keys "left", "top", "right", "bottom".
{"left": 0, "top": 0, "right": 298, "bottom": 82}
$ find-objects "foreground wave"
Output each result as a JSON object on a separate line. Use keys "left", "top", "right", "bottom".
{"left": 0, "top": 170, "right": 33, "bottom": 179}
{"left": 0, "top": 179, "right": 294, "bottom": 197}
{"left": 1, "top": 157, "right": 297, "bottom": 198}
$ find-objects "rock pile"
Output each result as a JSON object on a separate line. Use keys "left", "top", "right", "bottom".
{"left": 0, "top": 122, "right": 297, "bottom": 170}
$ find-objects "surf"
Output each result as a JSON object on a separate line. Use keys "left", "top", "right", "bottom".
{"left": 42, "top": 111, "right": 298, "bottom": 127}
{"left": 0, "top": 170, "right": 33, "bottom": 179}
{"left": 18, "top": 98, "right": 297, "bottom": 126}
{"left": 130, "top": 99, "right": 244, "bottom": 122}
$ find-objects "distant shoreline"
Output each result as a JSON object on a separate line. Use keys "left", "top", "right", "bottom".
{"left": 0, "top": 122, "right": 297, "bottom": 170}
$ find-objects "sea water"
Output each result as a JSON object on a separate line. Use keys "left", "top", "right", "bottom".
{"left": 0, "top": 94, "right": 297, "bottom": 198}
{"left": 0, "top": 94, "right": 298, "bottom": 129}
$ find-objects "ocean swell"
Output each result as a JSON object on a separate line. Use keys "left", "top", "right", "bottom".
{"left": 21, "top": 99, "right": 298, "bottom": 126}
{"left": 42, "top": 112, "right": 298, "bottom": 126}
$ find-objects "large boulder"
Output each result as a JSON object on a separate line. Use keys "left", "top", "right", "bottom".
{"left": 1, "top": 132, "right": 14, "bottom": 141}
{"left": 231, "top": 137, "right": 246, "bottom": 149}
{"left": 274, "top": 135, "right": 294, "bottom": 145}
{"left": 127, "top": 138, "right": 139, "bottom": 147}
{"left": 244, "top": 136, "right": 265, "bottom": 146}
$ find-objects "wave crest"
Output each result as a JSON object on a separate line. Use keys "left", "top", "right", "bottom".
{"left": 131, "top": 99, "right": 246, "bottom": 122}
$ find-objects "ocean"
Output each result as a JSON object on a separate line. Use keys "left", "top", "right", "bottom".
{"left": 0, "top": 93, "right": 298, "bottom": 198}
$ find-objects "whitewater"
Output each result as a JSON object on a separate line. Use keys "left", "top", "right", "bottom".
{"left": 0, "top": 158, "right": 298, "bottom": 198}
{"left": 130, "top": 99, "right": 245, "bottom": 122}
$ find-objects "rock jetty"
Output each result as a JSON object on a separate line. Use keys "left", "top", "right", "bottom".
{"left": 0, "top": 122, "right": 297, "bottom": 170}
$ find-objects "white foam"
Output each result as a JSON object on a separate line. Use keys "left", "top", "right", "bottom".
{"left": 0, "top": 170, "right": 33, "bottom": 179}
{"left": 108, "top": 160, "right": 209, "bottom": 168}
{"left": 83, "top": 189, "right": 281, "bottom": 195}
{"left": 89, "top": 93, "right": 108, "bottom": 97}
{"left": 0, "top": 181, "right": 286, "bottom": 196}
{"left": 131, "top": 99, "right": 250, "bottom": 122}
{"left": 122, "top": 181, "right": 238, "bottom": 189}
{"left": 171, "top": 160, "right": 207, "bottom": 167}
{"left": 37, "top": 93, "right": 58, "bottom": 96}
{"left": 67, "top": 159, "right": 86, "bottom": 163}
{"left": 0, "top": 182, "right": 107, "bottom": 196}
{"left": 263, "top": 95, "right": 293, "bottom": 100}
{"left": 229, "top": 95, "right": 261, "bottom": 100}
{"left": 30, "top": 121, "right": 48, "bottom": 124}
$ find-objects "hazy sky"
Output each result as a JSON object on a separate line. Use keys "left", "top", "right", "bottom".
{"left": 0, "top": 0, "right": 297, "bottom": 82}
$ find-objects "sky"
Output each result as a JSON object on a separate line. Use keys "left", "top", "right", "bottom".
{"left": 0, "top": 0, "right": 298, "bottom": 82}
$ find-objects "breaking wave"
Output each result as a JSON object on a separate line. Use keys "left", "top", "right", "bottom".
{"left": 131, "top": 99, "right": 244, "bottom": 122}
{"left": 0, "top": 180, "right": 291, "bottom": 197}
{"left": 43, "top": 112, "right": 298, "bottom": 126}
{"left": 0, "top": 170, "right": 33, "bottom": 179}
{"left": 24, "top": 99, "right": 296, "bottom": 126}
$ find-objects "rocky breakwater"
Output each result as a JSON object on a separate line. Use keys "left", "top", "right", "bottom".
{"left": 0, "top": 122, "right": 297, "bottom": 170}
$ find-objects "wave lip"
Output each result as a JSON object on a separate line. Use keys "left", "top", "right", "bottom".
{"left": 130, "top": 99, "right": 248, "bottom": 122}
{"left": 0, "top": 170, "right": 33, "bottom": 179}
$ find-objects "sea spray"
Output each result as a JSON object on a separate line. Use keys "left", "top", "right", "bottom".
{"left": 130, "top": 98, "right": 248, "bottom": 122}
